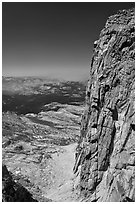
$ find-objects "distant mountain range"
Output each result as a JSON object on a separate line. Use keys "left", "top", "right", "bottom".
{"left": 2, "top": 76, "right": 87, "bottom": 95}
{"left": 2, "top": 76, "right": 87, "bottom": 114}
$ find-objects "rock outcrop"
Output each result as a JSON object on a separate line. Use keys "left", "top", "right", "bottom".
{"left": 74, "top": 8, "right": 135, "bottom": 202}
{"left": 2, "top": 165, "right": 37, "bottom": 202}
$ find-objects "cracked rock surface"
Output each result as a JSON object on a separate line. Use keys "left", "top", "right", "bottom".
{"left": 74, "top": 8, "right": 135, "bottom": 202}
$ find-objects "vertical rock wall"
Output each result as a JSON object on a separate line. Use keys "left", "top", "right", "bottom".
{"left": 74, "top": 8, "right": 135, "bottom": 202}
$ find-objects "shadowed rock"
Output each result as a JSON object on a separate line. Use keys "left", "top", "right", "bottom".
{"left": 2, "top": 164, "right": 38, "bottom": 202}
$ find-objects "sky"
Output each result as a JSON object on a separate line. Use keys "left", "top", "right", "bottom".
{"left": 2, "top": 2, "right": 134, "bottom": 81}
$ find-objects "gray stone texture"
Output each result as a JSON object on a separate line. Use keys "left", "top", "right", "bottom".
{"left": 74, "top": 8, "right": 135, "bottom": 202}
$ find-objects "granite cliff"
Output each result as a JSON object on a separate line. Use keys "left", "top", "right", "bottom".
{"left": 74, "top": 8, "right": 135, "bottom": 202}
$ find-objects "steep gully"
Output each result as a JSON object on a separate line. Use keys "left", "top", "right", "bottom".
{"left": 43, "top": 143, "right": 78, "bottom": 201}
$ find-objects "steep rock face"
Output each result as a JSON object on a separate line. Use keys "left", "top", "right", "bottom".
{"left": 74, "top": 8, "right": 135, "bottom": 202}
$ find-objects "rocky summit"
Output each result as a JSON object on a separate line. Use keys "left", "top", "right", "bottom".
{"left": 74, "top": 8, "right": 135, "bottom": 202}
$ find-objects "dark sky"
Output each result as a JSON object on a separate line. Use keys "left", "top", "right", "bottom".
{"left": 2, "top": 2, "right": 134, "bottom": 81}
